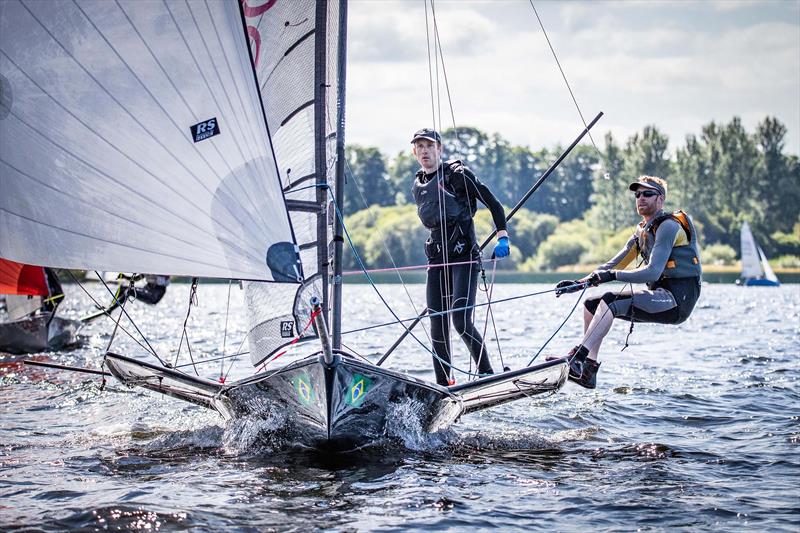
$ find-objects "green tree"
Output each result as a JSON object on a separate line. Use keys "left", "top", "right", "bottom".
{"left": 673, "top": 134, "right": 709, "bottom": 220}
{"left": 755, "top": 117, "right": 800, "bottom": 253}
{"left": 343, "top": 145, "right": 392, "bottom": 214}
{"left": 695, "top": 118, "right": 762, "bottom": 247}
{"left": 586, "top": 132, "right": 630, "bottom": 232}
{"left": 387, "top": 150, "right": 419, "bottom": 205}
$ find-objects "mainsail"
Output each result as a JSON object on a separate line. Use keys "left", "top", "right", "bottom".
{"left": 740, "top": 222, "right": 762, "bottom": 279}
{"left": 1, "top": 0, "right": 343, "bottom": 367}
{"left": 0, "top": 0, "right": 297, "bottom": 281}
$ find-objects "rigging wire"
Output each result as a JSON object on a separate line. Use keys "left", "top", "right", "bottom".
{"left": 340, "top": 160, "right": 434, "bottom": 348}
{"left": 342, "top": 285, "right": 561, "bottom": 337}
{"left": 525, "top": 2, "right": 656, "bottom": 356}
{"left": 220, "top": 279, "right": 232, "bottom": 381}
{"left": 66, "top": 270, "right": 164, "bottom": 364}
{"left": 330, "top": 186, "right": 485, "bottom": 379}
{"left": 424, "top": 0, "right": 455, "bottom": 369}
{"left": 528, "top": 0, "right": 603, "bottom": 160}
{"left": 326, "top": 186, "right": 436, "bottom": 356}
{"left": 174, "top": 278, "right": 200, "bottom": 375}
{"left": 426, "top": 0, "right": 506, "bottom": 381}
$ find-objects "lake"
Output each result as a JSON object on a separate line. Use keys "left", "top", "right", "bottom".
{"left": 1, "top": 282, "right": 798, "bottom": 531}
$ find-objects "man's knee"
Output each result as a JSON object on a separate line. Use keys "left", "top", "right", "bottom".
{"left": 584, "top": 292, "right": 617, "bottom": 315}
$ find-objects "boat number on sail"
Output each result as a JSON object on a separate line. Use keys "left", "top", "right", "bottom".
{"left": 190, "top": 118, "right": 220, "bottom": 142}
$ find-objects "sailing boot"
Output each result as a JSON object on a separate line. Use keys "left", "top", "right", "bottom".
{"left": 573, "top": 358, "right": 601, "bottom": 389}
{"left": 547, "top": 345, "right": 589, "bottom": 382}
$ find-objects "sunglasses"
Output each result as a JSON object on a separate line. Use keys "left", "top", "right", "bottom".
{"left": 634, "top": 190, "right": 660, "bottom": 199}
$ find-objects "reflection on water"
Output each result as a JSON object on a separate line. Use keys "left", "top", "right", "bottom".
{"left": 1, "top": 283, "right": 798, "bottom": 531}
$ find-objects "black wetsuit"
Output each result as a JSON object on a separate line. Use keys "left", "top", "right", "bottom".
{"left": 134, "top": 275, "right": 169, "bottom": 305}
{"left": 413, "top": 161, "right": 507, "bottom": 386}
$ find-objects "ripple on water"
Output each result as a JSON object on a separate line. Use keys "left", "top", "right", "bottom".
{"left": 2, "top": 283, "right": 799, "bottom": 531}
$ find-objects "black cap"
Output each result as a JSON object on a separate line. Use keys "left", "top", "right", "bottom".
{"left": 410, "top": 128, "right": 442, "bottom": 144}
{"left": 628, "top": 178, "right": 666, "bottom": 196}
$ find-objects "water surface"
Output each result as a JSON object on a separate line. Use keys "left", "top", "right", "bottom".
{"left": 1, "top": 282, "right": 798, "bottom": 531}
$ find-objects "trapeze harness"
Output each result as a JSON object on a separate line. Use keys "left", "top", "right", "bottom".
{"left": 586, "top": 210, "right": 702, "bottom": 326}
{"left": 412, "top": 160, "right": 478, "bottom": 261}
{"left": 411, "top": 160, "right": 506, "bottom": 386}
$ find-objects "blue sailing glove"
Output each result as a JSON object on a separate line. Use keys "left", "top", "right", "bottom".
{"left": 493, "top": 236, "right": 510, "bottom": 259}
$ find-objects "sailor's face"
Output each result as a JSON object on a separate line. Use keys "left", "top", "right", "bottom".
{"left": 634, "top": 188, "right": 663, "bottom": 217}
{"left": 413, "top": 139, "right": 442, "bottom": 173}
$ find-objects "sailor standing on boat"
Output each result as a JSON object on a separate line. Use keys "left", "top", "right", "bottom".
{"left": 410, "top": 128, "right": 511, "bottom": 386}
{"left": 553, "top": 176, "right": 702, "bottom": 388}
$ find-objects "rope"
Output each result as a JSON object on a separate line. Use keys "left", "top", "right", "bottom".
{"left": 220, "top": 280, "right": 232, "bottom": 382}
{"left": 174, "top": 278, "right": 199, "bottom": 375}
{"left": 66, "top": 270, "right": 163, "bottom": 364}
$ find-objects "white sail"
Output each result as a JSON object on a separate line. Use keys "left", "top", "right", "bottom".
{"left": 0, "top": 0, "right": 297, "bottom": 281}
{"left": 241, "top": 0, "right": 343, "bottom": 365}
{"left": 740, "top": 222, "right": 762, "bottom": 279}
{"left": 757, "top": 245, "right": 779, "bottom": 283}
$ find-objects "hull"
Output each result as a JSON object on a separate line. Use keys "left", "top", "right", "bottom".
{"left": 105, "top": 352, "right": 568, "bottom": 450}
{"left": 739, "top": 277, "right": 780, "bottom": 287}
{"left": 0, "top": 313, "right": 82, "bottom": 354}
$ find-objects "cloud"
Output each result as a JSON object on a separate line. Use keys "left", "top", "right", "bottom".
{"left": 345, "top": 1, "right": 800, "bottom": 157}
{"left": 348, "top": 2, "right": 497, "bottom": 62}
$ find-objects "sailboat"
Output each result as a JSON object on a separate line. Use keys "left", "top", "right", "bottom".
{"left": 0, "top": 259, "right": 123, "bottom": 353}
{"left": 738, "top": 222, "right": 780, "bottom": 287}
{"left": 0, "top": 0, "right": 574, "bottom": 449}
{"left": 0, "top": 259, "right": 82, "bottom": 353}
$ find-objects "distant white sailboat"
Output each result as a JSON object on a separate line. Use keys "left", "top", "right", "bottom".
{"left": 738, "top": 222, "right": 780, "bottom": 287}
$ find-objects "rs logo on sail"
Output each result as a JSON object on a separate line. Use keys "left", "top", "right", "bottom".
{"left": 190, "top": 118, "right": 221, "bottom": 142}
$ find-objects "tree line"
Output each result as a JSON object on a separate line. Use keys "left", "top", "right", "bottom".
{"left": 341, "top": 117, "right": 800, "bottom": 271}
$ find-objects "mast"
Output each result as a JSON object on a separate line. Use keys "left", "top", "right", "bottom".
{"left": 314, "top": 0, "right": 330, "bottom": 323}
{"left": 332, "top": 0, "right": 348, "bottom": 349}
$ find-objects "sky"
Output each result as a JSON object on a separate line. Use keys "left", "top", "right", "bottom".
{"left": 344, "top": 0, "right": 800, "bottom": 159}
